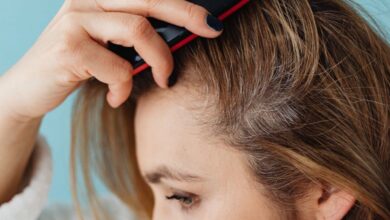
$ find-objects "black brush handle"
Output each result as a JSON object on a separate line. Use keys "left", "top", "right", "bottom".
{"left": 108, "top": 0, "right": 246, "bottom": 74}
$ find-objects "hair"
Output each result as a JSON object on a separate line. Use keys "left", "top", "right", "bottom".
{"left": 70, "top": 0, "right": 390, "bottom": 219}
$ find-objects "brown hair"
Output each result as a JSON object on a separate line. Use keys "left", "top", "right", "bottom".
{"left": 70, "top": 0, "right": 390, "bottom": 219}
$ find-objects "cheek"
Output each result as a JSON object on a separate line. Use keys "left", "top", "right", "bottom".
{"left": 191, "top": 181, "right": 280, "bottom": 220}
{"left": 152, "top": 189, "right": 195, "bottom": 220}
{"left": 152, "top": 192, "right": 174, "bottom": 220}
{"left": 152, "top": 192, "right": 276, "bottom": 220}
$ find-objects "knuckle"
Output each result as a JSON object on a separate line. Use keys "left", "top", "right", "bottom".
{"left": 116, "top": 15, "right": 134, "bottom": 36}
{"left": 60, "top": 12, "right": 79, "bottom": 28}
{"left": 56, "top": 34, "right": 74, "bottom": 54}
{"left": 53, "top": 33, "right": 75, "bottom": 58}
{"left": 112, "top": 58, "right": 133, "bottom": 82}
{"left": 185, "top": 3, "right": 203, "bottom": 20}
{"left": 143, "top": 0, "right": 163, "bottom": 15}
{"left": 55, "top": 36, "right": 88, "bottom": 67}
{"left": 130, "top": 16, "right": 154, "bottom": 40}
{"left": 55, "top": 33, "right": 72, "bottom": 52}
{"left": 94, "top": 0, "right": 105, "bottom": 9}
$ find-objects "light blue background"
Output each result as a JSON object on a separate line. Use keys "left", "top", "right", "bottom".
{"left": 0, "top": 0, "right": 389, "bottom": 204}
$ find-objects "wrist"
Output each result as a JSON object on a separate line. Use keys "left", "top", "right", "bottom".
{"left": 0, "top": 109, "right": 43, "bottom": 127}
{"left": 0, "top": 75, "right": 43, "bottom": 124}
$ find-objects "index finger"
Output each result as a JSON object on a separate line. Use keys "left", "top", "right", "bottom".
{"left": 95, "top": 0, "right": 224, "bottom": 38}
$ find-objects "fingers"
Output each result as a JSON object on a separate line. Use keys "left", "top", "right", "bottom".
{"left": 76, "top": 12, "right": 174, "bottom": 88}
{"left": 95, "top": 0, "right": 224, "bottom": 38}
{"left": 57, "top": 0, "right": 227, "bottom": 107}
{"left": 71, "top": 39, "right": 134, "bottom": 108}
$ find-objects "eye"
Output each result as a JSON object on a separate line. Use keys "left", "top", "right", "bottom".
{"left": 166, "top": 193, "right": 199, "bottom": 210}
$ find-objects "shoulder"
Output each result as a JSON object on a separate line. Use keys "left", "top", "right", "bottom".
{"left": 0, "top": 135, "right": 136, "bottom": 220}
{"left": 0, "top": 134, "right": 52, "bottom": 220}
{"left": 39, "top": 194, "right": 136, "bottom": 220}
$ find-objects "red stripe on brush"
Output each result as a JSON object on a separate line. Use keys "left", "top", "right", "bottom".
{"left": 133, "top": 0, "right": 250, "bottom": 75}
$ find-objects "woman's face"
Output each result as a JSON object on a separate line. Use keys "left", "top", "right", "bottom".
{"left": 134, "top": 87, "right": 280, "bottom": 220}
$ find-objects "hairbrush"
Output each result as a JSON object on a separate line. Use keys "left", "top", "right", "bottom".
{"left": 108, "top": 0, "right": 250, "bottom": 76}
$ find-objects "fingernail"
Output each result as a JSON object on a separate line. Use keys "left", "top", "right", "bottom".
{"left": 168, "top": 70, "right": 178, "bottom": 88}
{"left": 206, "top": 14, "right": 224, "bottom": 32}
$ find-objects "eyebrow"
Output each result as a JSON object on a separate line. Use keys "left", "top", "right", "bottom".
{"left": 144, "top": 166, "right": 203, "bottom": 184}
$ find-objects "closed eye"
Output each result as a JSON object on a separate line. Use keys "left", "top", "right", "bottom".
{"left": 166, "top": 192, "right": 200, "bottom": 211}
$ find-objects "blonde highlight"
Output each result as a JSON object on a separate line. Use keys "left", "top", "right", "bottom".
{"left": 71, "top": 0, "right": 390, "bottom": 219}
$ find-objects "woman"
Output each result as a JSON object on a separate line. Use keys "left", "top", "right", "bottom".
{"left": 0, "top": 0, "right": 389, "bottom": 219}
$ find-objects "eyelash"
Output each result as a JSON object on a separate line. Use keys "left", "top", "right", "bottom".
{"left": 166, "top": 193, "right": 199, "bottom": 211}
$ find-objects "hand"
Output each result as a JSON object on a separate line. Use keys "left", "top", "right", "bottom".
{"left": 0, "top": 0, "right": 223, "bottom": 122}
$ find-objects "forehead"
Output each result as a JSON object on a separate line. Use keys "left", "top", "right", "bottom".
{"left": 133, "top": 88, "right": 278, "bottom": 219}
{"left": 133, "top": 87, "right": 244, "bottom": 178}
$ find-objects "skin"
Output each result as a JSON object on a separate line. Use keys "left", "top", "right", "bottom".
{"left": 134, "top": 87, "right": 356, "bottom": 220}
{"left": 0, "top": 0, "right": 356, "bottom": 218}
{"left": 0, "top": 0, "right": 222, "bottom": 203}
